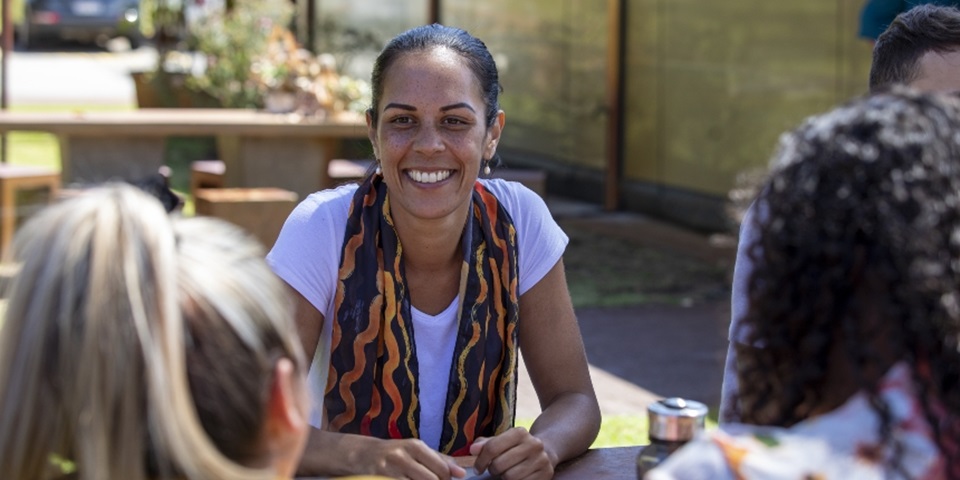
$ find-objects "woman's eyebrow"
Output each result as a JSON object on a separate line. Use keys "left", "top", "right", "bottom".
{"left": 440, "top": 103, "right": 476, "bottom": 113}
{"left": 384, "top": 102, "right": 416, "bottom": 111}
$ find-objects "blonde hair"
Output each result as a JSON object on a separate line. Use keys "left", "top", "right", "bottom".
{"left": 0, "top": 184, "right": 304, "bottom": 479}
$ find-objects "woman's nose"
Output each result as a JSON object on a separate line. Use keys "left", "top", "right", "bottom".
{"left": 412, "top": 124, "right": 446, "bottom": 155}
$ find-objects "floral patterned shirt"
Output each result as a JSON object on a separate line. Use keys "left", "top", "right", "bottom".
{"left": 647, "top": 363, "right": 946, "bottom": 479}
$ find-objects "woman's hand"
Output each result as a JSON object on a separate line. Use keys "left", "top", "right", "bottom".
{"left": 469, "top": 428, "right": 556, "bottom": 480}
{"left": 297, "top": 428, "right": 466, "bottom": 479}
{"left": 357, "top": 437, "right": 467, "bottom": 480}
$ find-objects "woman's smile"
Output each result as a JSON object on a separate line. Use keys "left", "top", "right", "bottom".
{"left": 405, "top": 168, "right": 455, "bottom": 185}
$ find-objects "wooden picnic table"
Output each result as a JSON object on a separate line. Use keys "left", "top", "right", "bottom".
{"left": 297, "top": 446, "right": 644, "bottom": 479}
{"left": 0, "top": 108, "right": 369, "bottom": 198}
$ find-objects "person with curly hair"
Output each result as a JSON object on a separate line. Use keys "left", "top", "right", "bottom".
{"left": 720, "top": 3, "right": 960, "bottom": 425}
{"left": 649, "top": 88, "right": 960, "bottom": 479}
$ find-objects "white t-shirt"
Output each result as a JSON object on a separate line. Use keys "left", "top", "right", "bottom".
{"left": 719, "top": 200, "right": 764, "bottom": 423}
{"left": 266, "top": 179, "right": 568, "bottom": 449}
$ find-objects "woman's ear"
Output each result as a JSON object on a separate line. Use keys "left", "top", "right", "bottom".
{"left": 483, "top": 110, "right": 506, "bottom": 160}
{"left": 263, "top": 358, "right": 309, "bottom": 477}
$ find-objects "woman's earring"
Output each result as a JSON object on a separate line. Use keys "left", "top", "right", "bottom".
{"left": 375, "top": 162, "right": 382, "bottom": 175}
{"left": 483, "top": 161, "right": 491, "bottom": 175}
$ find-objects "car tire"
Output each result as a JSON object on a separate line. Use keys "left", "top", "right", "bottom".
{"left": 15, "top": 24, "right": 31, "bottom": 50}
{"left": 127, "top": 34, "right": 142, "bottom": 50}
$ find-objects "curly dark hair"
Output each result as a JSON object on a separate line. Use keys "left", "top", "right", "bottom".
{"left": 735, "top": 87, "right": 960, "bottom": 478}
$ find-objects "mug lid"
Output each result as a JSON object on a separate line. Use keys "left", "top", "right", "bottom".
{"left": 648, "top": 397, "right": 709, "bottom": 418}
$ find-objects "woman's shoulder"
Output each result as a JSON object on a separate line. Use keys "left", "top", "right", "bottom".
{"left": 268, "top": 184, "right": 357, "bottom": 261}
{"left": 648, "top": 426, "right": 834, "bottom": 479}
{"left": 652, "top": 408, "right": 941, "bottom": 480}
{"left": 285, "top": 184, "right": 359, "bottom": 226}
{"left": 479, "top": 178, "right": 549, "bottom": 215}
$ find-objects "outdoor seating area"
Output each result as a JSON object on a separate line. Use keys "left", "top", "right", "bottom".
{"left": 5, "top": 0, "right": 960, "bottom": 479}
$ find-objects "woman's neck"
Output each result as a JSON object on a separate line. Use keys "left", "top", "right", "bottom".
{"left": 391, "top": 204, "right": 469, "bottom": 272}
{"left": 390, "top": 203, "right": 471, "bottom": 315}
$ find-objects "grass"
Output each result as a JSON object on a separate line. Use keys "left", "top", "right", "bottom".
{"left": 518, "top": 408, "right": 719, "bottom": 448}
{"left": 6, "top": 131, "right": 59, "bottom": 168}
{"left": 517, "top": 415, "right": 647, "bottom": 448}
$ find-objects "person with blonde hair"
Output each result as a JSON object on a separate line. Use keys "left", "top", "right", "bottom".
{"left": 0, "top": 184, "right": 310, "bottom": 479}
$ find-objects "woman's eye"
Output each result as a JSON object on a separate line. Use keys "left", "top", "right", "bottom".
{"left": 443, "top": 117, "right": 469, "bottom": 126}
{"left": 389, "top": 116, "right": 414, "bottom": 125}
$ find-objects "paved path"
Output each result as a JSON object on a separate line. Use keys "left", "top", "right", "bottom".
{"left": 5, "top": 44, "right": 155, "bottom": 106}
{"left": 515, "top": 301, "right": 732, "bottom": 419}
{"left": 516, "top": 199, "right": 737, "bottom": 419}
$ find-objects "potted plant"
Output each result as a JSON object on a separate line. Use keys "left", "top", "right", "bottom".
{"left": 184, "top": 0, "right": 294, "bottom": 109}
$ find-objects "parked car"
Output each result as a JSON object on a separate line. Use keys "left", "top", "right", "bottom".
{"left": 16, "top": 0, "right": 142, "bottom": 49}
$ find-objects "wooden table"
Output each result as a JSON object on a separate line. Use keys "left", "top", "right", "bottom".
{"left": 0, "top": 109, "right": 369, "bottom": 198}
{"left": 298, "top": 446, "right": 644, "bottom": 479}
{"left": 553, "top": 446, "right": 642, "bottom": 479}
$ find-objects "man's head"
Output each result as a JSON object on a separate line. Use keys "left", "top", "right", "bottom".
{"left": 869, "top": 4, "right": 960, "bottom": 93}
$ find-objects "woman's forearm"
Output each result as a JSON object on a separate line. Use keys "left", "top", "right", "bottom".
{"left": 529, "top": 391, "right": 602, "bottom": 468}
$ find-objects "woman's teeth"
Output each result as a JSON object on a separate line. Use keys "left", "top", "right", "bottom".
{"left": 408, "top": 170, "right": 452, "bottom": 184}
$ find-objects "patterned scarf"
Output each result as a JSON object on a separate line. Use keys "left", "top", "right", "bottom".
{"left": 325, "top": 173, "right": 520, "bottom": 455}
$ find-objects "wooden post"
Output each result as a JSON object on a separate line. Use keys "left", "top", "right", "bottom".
{"left": 428, "top": 0, "right": 441, "bottom": 24}
{"left": 305, "top": 0, "right": 316, "bottom": 52}
{"left": 604, "top": 0, "right": 625, "bottom": 211}
{"left": 1, "top": 0, "right": 12, "bottom": 164}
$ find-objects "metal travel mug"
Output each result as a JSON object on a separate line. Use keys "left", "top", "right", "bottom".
{"left": 636, "top": 397, "right": 708, "bottom": 478}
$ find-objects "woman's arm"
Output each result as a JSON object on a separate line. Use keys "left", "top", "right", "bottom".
{"left": 290, "top": 286, "right": 465, "bottom": 479}
{"left": 290, "top": 286, "right": 323, "bottom": 365}
{"left": 471, "top": 259, "right": 601, "bottom": 480}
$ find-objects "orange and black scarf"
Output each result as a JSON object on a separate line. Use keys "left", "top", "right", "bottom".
{"left": 325, "top": 174, "right": 520, "bottom": 455}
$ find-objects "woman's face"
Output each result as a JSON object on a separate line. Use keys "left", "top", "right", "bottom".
{"left": 368, "top": 47, "right": 503, "bottom": 224}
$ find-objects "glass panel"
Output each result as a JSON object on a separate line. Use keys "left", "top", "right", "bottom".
{"left": 313, "top": 0, "right": 429, "bottom": 80}
{"left": 443, "top": 0, "right": 609, "bottom": 171}
{"left": 623, "top": 0, "right": 871, "bottom": 197}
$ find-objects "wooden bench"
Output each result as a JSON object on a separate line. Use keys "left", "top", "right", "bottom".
{"left": 190, "top": 158, "right": 374, "bottom": 200}
{"left": 189, "top": 160, "right": 227, "bottom": 199}
{"left": 327, "top": 158, "right": 374, "bottom": 186}
{"left": 193, "top": 187, "right": 298, "bottom": 249}
{"left": 0, "top": 164, "right": 61, "bottom": 258}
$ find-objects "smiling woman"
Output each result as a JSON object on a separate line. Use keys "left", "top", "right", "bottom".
{"left": 267, "top": 23, "right": 601, "bottom": 480}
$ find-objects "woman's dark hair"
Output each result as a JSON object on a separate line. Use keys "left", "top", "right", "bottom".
{"left": 870, "top": 5, "right": 960, "bottom": 92}
{"left": 736, "top": 88, "right": 960, "bottom": 477}
{"left": 367, "top": 23, "right": 502, "bottom": 129}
